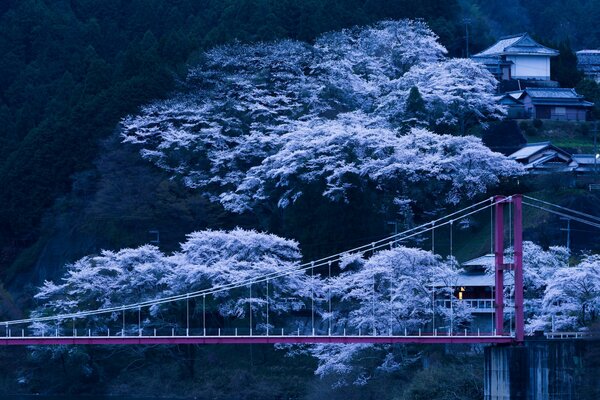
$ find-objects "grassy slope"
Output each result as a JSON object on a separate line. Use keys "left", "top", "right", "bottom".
{"left": 518, "top": 120, "right": 599, "bottom": 153}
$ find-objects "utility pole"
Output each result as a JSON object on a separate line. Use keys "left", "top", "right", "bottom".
{"left": 594, "top": 121, "right": 598, "bottom": 180}
{"left": 463, "top": 19, "right": 471, "bottom": 58}
{"left": 149, "top": 230, "right": 160, "bottom": 246}
{"left": 560, "top": 218, "right": 571, "bottom": 251}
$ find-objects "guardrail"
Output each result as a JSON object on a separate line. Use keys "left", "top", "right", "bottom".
{"left": 544, "top": 331, "right": 592, "bottom": 339}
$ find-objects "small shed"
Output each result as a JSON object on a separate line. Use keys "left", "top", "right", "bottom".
{"left": 508, "top": 142, "right": 573, "bottom": 173}
{"left": 496, "top": 94, "right": 526, "bottom": 118}
{"left": 570, "top": 154, "right": 600, "bottom": 175}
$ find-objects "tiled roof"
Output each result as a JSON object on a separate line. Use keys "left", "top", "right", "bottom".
{"left": 431, "top": 272, "right": 514, "bottom": 287}
{"left": 462, "top": 254, "right": 495, "bottom": 267}
{"left": 577, "top": 51, "right": 600, "bottom": 74}
{"left": 524, "top": 88, "right": 581, "bottom": 99}
{"left": 509, "top": 142, "right": 598, "bottom": 174}
{"left": 508, "top": 88, "right": 595, "bottom": 107}
{"left": 473, "top": 33, "right": 559, "bottom": 58}
{"left": 509, "top": 142, "right": 552, "bottom": 160}
{"left": 571, "top": 154, "right": 599, "bottom": 165}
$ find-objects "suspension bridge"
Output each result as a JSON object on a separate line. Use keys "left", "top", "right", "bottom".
{"left": 1, "top": 194, "right": 598, "bottom": 346}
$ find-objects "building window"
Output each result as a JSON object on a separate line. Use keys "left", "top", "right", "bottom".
{"left": 555, "top": 107, "right": 566, "bottom": 115}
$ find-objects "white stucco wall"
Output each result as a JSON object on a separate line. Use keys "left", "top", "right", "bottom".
{"left": 506, "top": 55, "right": 551, "bottom": 80}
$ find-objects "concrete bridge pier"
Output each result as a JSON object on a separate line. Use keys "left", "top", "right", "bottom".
{"left": 484, "top": 339, "right": 599, "bottom": 400}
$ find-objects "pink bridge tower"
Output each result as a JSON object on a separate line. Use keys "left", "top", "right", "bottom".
{"left": 494, "top": 195, "right": 524, "bottom": 342}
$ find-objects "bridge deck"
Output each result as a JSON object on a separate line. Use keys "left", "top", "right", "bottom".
{"left": 0, "top": 335, "right": 517, "bottom": 345}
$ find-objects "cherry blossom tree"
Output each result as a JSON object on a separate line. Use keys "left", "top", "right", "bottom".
{"left": 520, "top": 241, "right": 570, "bottom": 332}
{"left": 290, "top": 246, "right": 471, "bottom": 386}
{"left": 529, "top": 254, "right": 600, "bottom": 332}
{"left": 399, "top": 58, "right": 505, "bottom": 134}
{"left": 122, "top": 19, "right": 517, "bottom": 215}
{"left": 32, "top": 229, "right": 310, "bottom": 335}
{"left": 327, "top": 246, "right": 463, "bottom": 335}
{"left": 220, "top": 115, "right": 523, "bottom": 212}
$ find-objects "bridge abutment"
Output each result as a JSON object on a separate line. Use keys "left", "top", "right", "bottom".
{"left": 484, "top": 338, "right": 599, "bottom": 400}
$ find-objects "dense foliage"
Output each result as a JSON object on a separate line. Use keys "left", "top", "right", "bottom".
{"left": 464, "top": 0, "right": 600, "bottom": 51}
{"left": 0, "top": 0, "right": 599, "bottom": 397}
{"left": 123, "top": 21, "right": 516, "bottom": 216}
{"left": 33, "top": 229, "right": 310, "bottom": 335}
{"left": 0, "top": 0, "right": 464, "bottom": 275}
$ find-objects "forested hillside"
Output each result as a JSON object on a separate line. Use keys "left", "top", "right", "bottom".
{"left": 1, "top": 1, "right": 600, "bottom": 397}
{"left": 0, "top": 0, "right": 465, "bottom": 281}
{"left": 463, "top": 0, "right": 600, "bottom": 50}
{"left": 2, "top": 0, "right": 599, "bottom": 284}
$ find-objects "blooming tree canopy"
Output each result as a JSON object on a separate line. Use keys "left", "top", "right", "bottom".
{"left": 528, "top": 254, "right": 600, "bottom": 332}
{"left": 122, "top": 19, "right": 518, "bottom": 214}
{"left": 32, "top": 229, "right": 310, "bottom": 334}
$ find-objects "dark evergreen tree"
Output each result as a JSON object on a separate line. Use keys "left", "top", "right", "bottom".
{"left": 482, "top": 120, "right": 526, "bottom": 155}
{"left": 402, "top": 86, "right": 427, "bottom": 130}
{"left": 551, "top": 41, "right": 584, "bottom": 88}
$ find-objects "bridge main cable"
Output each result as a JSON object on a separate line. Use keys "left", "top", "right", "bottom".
{"left": 1, "top": 196, "right": 508, "bottom": 327}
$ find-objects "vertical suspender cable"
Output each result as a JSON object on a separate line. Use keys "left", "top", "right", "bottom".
{"left": 328, "top": 261, "right": 332, "bottom": 335}
{"left": 390, "top": 277, "right": 394, "bottom": 335}
{"left": 432, "top": 283, "right": 435, "bottom": 333}
{"left": 311, "top": 262, "right": 315, "bottom": 335}
{"left": 138, "top": 306, "right": 141, "bottom": 336}
{"left": 490, "top": 197, "right": 494, "bottom": 254}
{"left": 203, "top": 294, "right": 206, "bottom": 336}
{"left": 249, "top": 283, "right": 252, "bottom": 335}
{"left": 122, "top": 307, "right": 125, "bottom": 336}
{"left": 186, "top": 294, "right": 190, "bottom": 336}
{"left": 266, "top": 279, "right": 269, "bottom": 336}
{"left": 450, "top": 219, "right": 454, "bottom": 335}
{"left": 432, "top": 222, "right": 435, "bottom": 253}
{"left": 372, "top": 272, "right": 376, "bottom": 335}
{"left": 449, "top": 220, "right": 453, "bottom": 260}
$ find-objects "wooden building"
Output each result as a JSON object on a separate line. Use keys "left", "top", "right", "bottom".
{"left": 506, "top": 88, "right": 593, "bottom": 121}
{"left": 577, "top": 50, "right": 600, "bottom": 83}
{"left": 472, "top": 33, "right": 559, "bottom": 81}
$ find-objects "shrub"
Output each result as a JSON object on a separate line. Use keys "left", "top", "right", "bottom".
{"left": 482, "top": 120, "right": 527, "bottom": 155}
{"left": 577, "top": 123, "right": 590, "bottom": 136}
{"left": 519, "top": 121, "right": 529, "bottom": 131}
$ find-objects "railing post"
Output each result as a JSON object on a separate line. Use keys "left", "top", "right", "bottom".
{"left": 513, "top": 194, "right": 525, "bottom": 342}
{"left": 494, "top": 195, "right": 506, "bottom": 336}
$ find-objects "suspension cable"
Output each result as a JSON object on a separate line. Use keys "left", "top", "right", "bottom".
{"left": 524, "top": 195, "right": 600, "bottom": 223}
{"left": 523, "top": 202, "right": 600, "bottom": 229}
{"left": 3, "top": 198, "right": 506, "bottom": 327}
